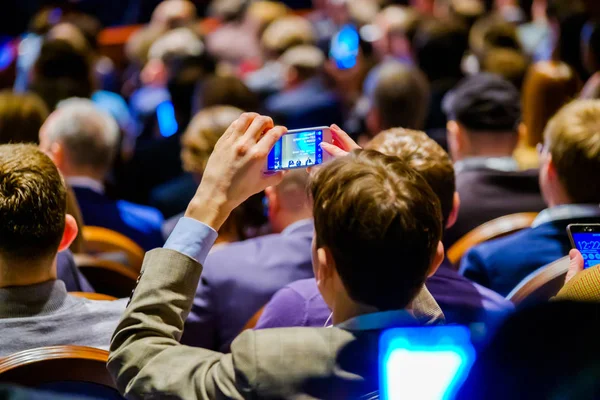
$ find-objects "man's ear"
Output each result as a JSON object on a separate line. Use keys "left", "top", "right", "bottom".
{"left": 265, "top": 186, "right": 279, "bottom": 215}
{"left": 49, "top": 142, "right": 65, "bottom": 169}
{"left": 427, "top": 241, "right": 445, "bottom": 278}
{"left": 446, "top": 192, "right": 460, "bottom": 229}
{"left": 58, "top": 214, "right": 78, "bottom": 253}
{"left": 315, "top": 246, "right": 335, "bottom": 284}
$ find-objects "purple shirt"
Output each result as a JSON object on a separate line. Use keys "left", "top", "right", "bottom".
{"left": 256, "top": 259, "right": 514, "bottom": 329}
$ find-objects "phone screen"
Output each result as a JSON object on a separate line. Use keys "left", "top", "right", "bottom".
{"left": 330, "top": 24, "right": 360, "bottom": 70}
{"left": 572, "top": 232, "right": 600, "bottom": 269}
{"left": 267, "top": 129, "right": 324, "bottom": 171}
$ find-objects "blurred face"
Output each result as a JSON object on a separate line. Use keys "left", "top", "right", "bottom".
{"left": 180, "top": 131, "right": 208, "bottom": 181}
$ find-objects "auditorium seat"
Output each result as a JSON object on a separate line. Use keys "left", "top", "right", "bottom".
{"left": 506, "top": 256, "right": 570, "bottom": 306}
{"left": 447, "top": 212, "right": 539, "bottom": 266}
{"left": 74, "top": 254, "right": 139, "bottom": 299}
{"left": 82, "top": 226, "right": 145, "bottom": 271}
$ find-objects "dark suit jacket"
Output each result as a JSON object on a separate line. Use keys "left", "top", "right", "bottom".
{"left": 182, "top": 220, "right": 315, "bottom": 352}
{"left": 445, "top": 168, "right": 546, "bottom": 246}
{"left": 108, "top": 248, "right": 443, "bottom": 399}
{"left": 57, "top": 250, "right": 94, "bottom": 293}
{"left": 72, "top": 186, "right": 164, "bottom": 251}
{"left": 460, "top": 216, "right": 600, "bottom": 296}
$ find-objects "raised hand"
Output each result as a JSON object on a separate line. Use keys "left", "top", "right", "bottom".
{"left": 185, "top": 113, "right": 287, "bottom": 230}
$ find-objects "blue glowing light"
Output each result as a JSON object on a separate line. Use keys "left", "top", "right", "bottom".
{"left": 157, "top": 101, "right": 178, "bottom": 137}
{"left": 0, "top": 40, "right": 15, "bottom": 71}
{"left": 380, "top": 326, "right": 476, "bottom": 400}
{"left": 330, "top": 25, "right": 360, "bottom": 70}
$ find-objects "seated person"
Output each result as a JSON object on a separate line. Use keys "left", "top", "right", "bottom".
{"left": 461, "top": 100, "right": 600, "bottom": 296}
{"left": 39, "top": 98, "right": 164, "bottom": 251}
{"left": 0, "top": 144, "right": 126, "bottom": 357}
{"left": 108, "top": 113, "right": 445, "bottom": 399}
{"left": 443, "top": 73, "right": 546, "bottom": 246}
{"left": 265, "top": 45, "right": 343, "bottom": 129}
{"left": 257, "top": 127, "right": 513, "bottom": 329}
{"left": 183, "top": 168, "right": 314, "bottom": 351}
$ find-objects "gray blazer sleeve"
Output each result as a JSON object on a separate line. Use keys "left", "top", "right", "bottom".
{"left": 107, "top": 248, "right": 255, "bottom": 399}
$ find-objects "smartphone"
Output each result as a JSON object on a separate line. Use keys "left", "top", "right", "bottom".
{"left": 329, "top": 24, "right": 360, "bottom": 70}
{"left": 380, "top": 326, "right": 476, "bottom": 400}
{"left": 568, "top": 224, "right": 600, "bottom": 269}
{"left": 266, "top": 127, "right": 332, "bottom": 171}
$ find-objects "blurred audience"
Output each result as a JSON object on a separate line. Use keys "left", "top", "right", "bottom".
{"left": 265, "top": 44, "right": 342, "bottom": 128}
{"left": 39, "top": 98, "right": 164, "bottom": 251}
{"left": 461, "top": 99, "right": 600, "bottom": 296}
{"left": 0, "top": 144, "right": 125, "bottom": 357}
{"left": 443, "top": 73, "right": 546, "bottom": 247}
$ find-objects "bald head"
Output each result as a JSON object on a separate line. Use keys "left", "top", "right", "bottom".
{"left": 151, "top": 0, "right": 197, "bottom": 29}
{"left": 266, "top": 169, "right": 311, "bottom": 233}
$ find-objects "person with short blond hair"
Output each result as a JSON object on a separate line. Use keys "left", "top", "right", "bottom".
{"left": 0, "top": 144, "right": 126, "bottom": 357}
{"left": 461, "top": 100, "right": 600, "bottom": 296}
{"left": 0, "top": 90, "right": 48, "bottom": 144}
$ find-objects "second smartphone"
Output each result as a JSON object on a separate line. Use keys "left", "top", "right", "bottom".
{"left": 567, "top": 223, "right": 600, "bottom": 269}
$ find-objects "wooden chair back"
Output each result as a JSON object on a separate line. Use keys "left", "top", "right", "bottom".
{"left": 447, "top": 212, "right": 539, "bottom": 266}
{"left": 82, "top": 226, "right": 145, "bottom": 271}
{"left": 0, "top": 346, "right": 123, "bottom": 398}
{"left": 506, "top": 256, "right": 570, "bottom": 306}
{"left": 69, "top": 292, "right": 119, "bottom": 301}
{"left": 74, "top": 254, "right": 139, "bottom": 299}
{"left": 243, "top": 306, "right": 266, "bottom": 330}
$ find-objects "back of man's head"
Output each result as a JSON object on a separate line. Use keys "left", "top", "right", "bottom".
{"left": 280, "top": 45, "right": 325, "bottom": 83}
{"left": 367, "top": 129, "right": 455, "bottom": 227}
{"left": 0, "top": 144, "right": 66, "bottom": 262}
{"left": 310, "top": 149, "right": 442, "bottom": 310}
{"left": 40, "top": 98, "right": 119, "bottom": 177}
{"left": 370, "top": 62, "right": 430, "bottom": 131}
{"left": 543, "top": 100, "right": 600, "bottom": 204}
{"left": 261, "top": 16, "right": 316, "bottom": 57}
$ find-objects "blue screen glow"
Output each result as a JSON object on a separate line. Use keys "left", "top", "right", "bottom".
{"left": 330, "top": 25, "right": 360, "bottom": 70}
{"left": 157, "top": 101, "right": 178, "bottom": 137}
{"left": 572, "top": 232, "right": 600, "bottom": 269}
{"left": 380, "top": 326, "right": 476, "bottom": 400}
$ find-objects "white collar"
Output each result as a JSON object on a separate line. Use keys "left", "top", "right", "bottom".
{"left": 531, "top": 204, "right": 600, "bottom": 228}
{"left": 67, "top": 176, "right": 105, "bottom": 195}
{"left": 455, "top": 156, "right": 519, "bottom": 174}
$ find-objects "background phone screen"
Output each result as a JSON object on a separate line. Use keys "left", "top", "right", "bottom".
{"left": 572, "top": 232, "right": 600, "bottom": 269}
{"left": 267, "top": 129, "right": 323, "bottom": 171}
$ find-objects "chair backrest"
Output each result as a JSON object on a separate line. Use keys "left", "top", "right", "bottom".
{"left": 68, "top": 292, "right": 118, "bottom": 301}
{"left": 447, "top": 212, "right": 539, "bottom": 266}
{"left": 74, "top": 254, "right": 139, "bottom": 299}
{"left": 243, "top": 306, "right": 266, "bottom": 331}
{"left": 0, "top": 346, "right": 123, "bottom": 399}
{"left": 82, "top": 226, "right": 145, "bottom": 271}
{"left": 506, "top": 256, "right": 570, "bottom": 306}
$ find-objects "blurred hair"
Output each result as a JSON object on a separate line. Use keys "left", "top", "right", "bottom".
{"left": 199, "top": 75, "right": 260, "bottom": 112}
{"left": 181, "top": 105, "right": 244, "bottom": 175}
{"left": 347, "top": 0, "right": 381, "bottom": 26}
{"left": 61, "top": 12, "right": 103, "bottom": 50}
{"left": 246, "top": 0, "right": 289, "bottom": 35}
{"left": 372, "top": 62, "right": 430, "bottom": 130}
{"left": 522, "top": 61, "right": 580, "bottom": 147}
{"left": 43, "top": 98, "right": 120, "bottom": 173}
{"left": 125, "top": 26, "right": 165, "bottom": 65}
{"left": 30, "top": 40, "right": 93, "bottom": 110}
{"left": 28, "top": 7, "right": 62, "bottom": 35}
{"left": 481, "top": 48, "right": 529, "bottom": 89}
{"left": 209, "top": 0, "right": 249, "bottom": 22}
{"left": 46, "top": 22, "right": 90, "bottom": 54}
{"left": 261, "top": 16, "right": 316, "bottom": 56}
{"left": 378, "top": 5, "right": 421, "bottom": 41}
{"left": 0, "top": 91, "right": 49, "bottom": 145}
{"left": 544, "top": 100, "right": 600, "bottom": 203}
{"left": 310, "top": 149, "right": 442, "bottom": 310}
{"left": 151, "top": 0, "right": 197, "bottom": 29}
{"left": 448, "top": 0, "right": 485, "bottom": 29}
{"left": 469, "top": 14, "right": 522, "bottom": 59}
{"left": 0, "top": 144, "right": 66, "bottom": 261}
{"left": 367, "top": 128, "right": 455, "bottom": 226}
{"left": 279, "top": 45, "right": 325, "bottom": 81}
{"left": 148, "top": 27, "right": 204, "bottom": 62}
{"left": 413, "top": 19, "right": 468, "bottom": 82}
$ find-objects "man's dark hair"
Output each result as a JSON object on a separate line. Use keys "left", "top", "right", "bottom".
{"left": 198, "top": 75, "right": 260, "bottom": 112}
{"left": 372, "top": 62, "right": 430, "bottom": 130}
{"left": 413, "top": 19, "right": 468, "bottom": 82}
{"left": 29, "top": 39, "right": 93, "bottom": 110}
{"left": 310, "top": 149, "right": 442, "bottom": 310}
{"left": 0, "top": 144, "right": 66, "bottom": 261}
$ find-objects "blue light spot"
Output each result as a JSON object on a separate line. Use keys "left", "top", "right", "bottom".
{"left": 380, "top": 326, "right": 476, "bottom": 400}
{"left": 330, "top": 24, "right": 360, "bottom": 70}
{"left": 157, "top": 101, "right": 178, "bottom": 137}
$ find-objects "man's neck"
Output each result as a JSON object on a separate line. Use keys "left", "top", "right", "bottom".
{"left": 331, "top": 292, "right": 379, "bottom": 325}
{"left": 0, "top": 257, "right": 57, "bottom": 288}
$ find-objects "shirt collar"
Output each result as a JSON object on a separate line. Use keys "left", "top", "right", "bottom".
{"left": 455, "top": 156, "right": 519, "bottom": 174}
{"left": 281, "top": 218, "right": 313, "bottom": 236}
{"left": 336, "top": 309, "right": 418, "bottom": 332}
{"left": 532, "top": 204, "right": 600, "bottom": 228}
{"left": 67, "top": 176, "right": 105, "bottom": 195}
{"left": 0, "top": 280, "right": 73, "bottom": 318}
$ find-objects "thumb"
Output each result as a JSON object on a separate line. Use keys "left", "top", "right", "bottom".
{"left": 565, "top": 249, "right": 585, "bottom": 285}
{"left": 321, "top": 142, "right": 349, "bottom": 158}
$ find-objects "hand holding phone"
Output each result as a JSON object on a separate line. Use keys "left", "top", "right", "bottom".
{"left": 567, "top": 224, "right": 600, "bottom": 269}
